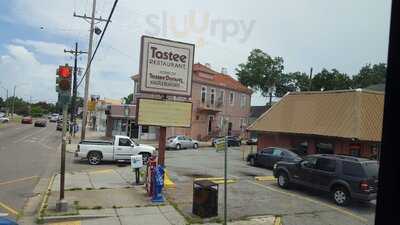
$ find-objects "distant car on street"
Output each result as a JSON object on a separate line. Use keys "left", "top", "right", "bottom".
{"left": 21, "top": 116, "right": 33, "bottom": 124}
{"left": 247, "top": 147, "right": 302, "bottom": 168}
{"left": 166, "top": 135, "right": 199, "bottom": 150}
{"left": 0, "top": 116, "right": 9, "bottom": 123}
{"left": 211, "top": 136, "right": 241, "bottom": 147}
{"left": 34, "top": 119, "right": 47, "bottom": 127}
{"left": 49, "top": 113, "right": 59, "bottom": 122}
{"left": 246, "top": 137, "right": 258, "bottom": 145}
{"left": 273, "top": 154, "right": 379, "bottom": 206}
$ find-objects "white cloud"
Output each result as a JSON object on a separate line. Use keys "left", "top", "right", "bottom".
{"left": 0, "top": 45, "right": 57, "bottom": 102}
{"left": 13, "top": 39, "right": 69, "bottom": 58}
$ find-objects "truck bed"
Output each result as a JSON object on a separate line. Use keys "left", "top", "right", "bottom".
{"left": 79, "top": 140, "right": 113, "bottom": 145}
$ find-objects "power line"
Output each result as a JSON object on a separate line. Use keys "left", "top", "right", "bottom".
{"left": 77, "top": 0, "right": 119, "bottom": 88}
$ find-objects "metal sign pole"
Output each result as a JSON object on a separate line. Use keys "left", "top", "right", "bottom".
{"left": 224, "top": 136, "right": 227, "bottom": 225}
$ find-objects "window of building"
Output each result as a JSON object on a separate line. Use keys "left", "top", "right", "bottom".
{"left": 141, "top": 125, "right": 149, "bottom": 133}
{"left": 240, "top": 94, "right": 246, "bottom": 108}
{"left": 229, "top": 92, "right": 234, "bottom": 105}
{"left": 217, "top": 90, "right": 224, "bottom": 107}
{"left": 201, "top": 86, "right": 207, "bottom": 103}
{"left": 240, "top": 118, "right": 246, "bottom": 131}
{"left": 210, "top": 88, "right": 215, "bottom": 106}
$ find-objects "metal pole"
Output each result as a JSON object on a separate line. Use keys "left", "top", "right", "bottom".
{"left": 309, "top": 67, "right": 313, "bottom": 91}
{"left": 60, "top": 104, "right": 68, "bottom": 201}
{"left": 224, "top": 136, "right": 228, "bottom": 225}
{"left": 11, "top": 85, "right": 15, "bottom": 119}
{"left": 81, "top": 0, "right": 97, "bottom": 141}
{"left": 70, "top": 42, "right": 78, "bottom": 136}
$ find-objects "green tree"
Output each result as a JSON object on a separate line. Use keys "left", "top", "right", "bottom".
{"left": 31, "top": 106, "right": 44, "bottom": 117}
{"left": 276, "top": 72, "right": 311, "bottom": 96}
{"left": 236, "top": 49, "right": 284, "bottom": 106}
{"left": 123, "top": 93, "right": 133, "bottom": 104}
{"left": 352, "top": 63, "right": 386, "bottom": 88}
{"left": 311, "top": 69, "right": 352, "bottom": 91}
{"left": 5, "top": 97, "right": 29, "bottom": 116}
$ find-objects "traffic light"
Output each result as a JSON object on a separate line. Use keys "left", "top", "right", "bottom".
{"left": 56, "top": 64, "right": 72, "bottom": 105}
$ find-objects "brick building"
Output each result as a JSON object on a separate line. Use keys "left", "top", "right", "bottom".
{"left": 247, "top": 89, "right": 384, "bottom": 159}
{"left": 131, "top": 63, "right": 252, "bottom": 141}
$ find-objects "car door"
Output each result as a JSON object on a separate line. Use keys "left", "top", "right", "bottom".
{"left": 313, "top": 158, "right": 337, "bottom": 191}
{"left": 257, "top": 148, "right": 274, "bottom": 167}
{"left": 294, "top": 156, "right": 318, "bottom": 186}
{"left": 114, "top": 137, "right": 134, "bottom": 160}
{"left": 270, "top": 149, "right": 283, "bottom": 167}
{"left": 184, "top": 136, "right": 192, "bottom": 148}
{"left": 176, "top": 136, "right": 185, "bottom": 148}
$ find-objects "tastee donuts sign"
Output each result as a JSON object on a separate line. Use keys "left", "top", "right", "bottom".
{"left": 139, "top": 35, "right": 195, "bottom": 97}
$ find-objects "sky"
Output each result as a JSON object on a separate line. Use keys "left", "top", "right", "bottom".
{"left": 0, "top": 0, "right": 391, "bottom": 105}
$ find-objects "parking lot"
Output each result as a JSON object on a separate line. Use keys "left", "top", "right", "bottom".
{"left": 164, "top": 147, "right": 376, "bottom": 225}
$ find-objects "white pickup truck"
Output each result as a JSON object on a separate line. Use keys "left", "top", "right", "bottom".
{"left": 75, "top": 135, "right": 156, "bottom": 165}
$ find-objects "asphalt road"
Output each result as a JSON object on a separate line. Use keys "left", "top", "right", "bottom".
{"left": 0, "top": 121, "right": 62, "bottom": 218}
{"left": 164, "top": 147, "right": 377, "bottom": 225}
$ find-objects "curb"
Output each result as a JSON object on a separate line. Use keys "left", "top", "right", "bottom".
{"left": 36, "top": 173, "right": 56, "bottom": 221}
{"left": 41, "top": 214, "right": 111, "bottom": 223}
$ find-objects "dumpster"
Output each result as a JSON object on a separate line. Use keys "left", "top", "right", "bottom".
{"left": 192, "top": 180, "right": 218, "bottom": 218}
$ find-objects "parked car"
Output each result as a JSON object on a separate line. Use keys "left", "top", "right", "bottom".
{"left": 0, "top": 116, "right": 9, "bottom": 123}
{"left": 49, "top": 113, "right": 59, "bottom": 122}
{"left": 211, "top": 136, "right": 241, "bottom": 147}
{"left": 273, "top": 154, "right": 379, "bottom": 206}
{"left": 166, "top": 135, "right": 199, "bottom": 150}
{"left": 34, "top": 119, "right": 47, "bottom": 127}
{"left": 247, "top": 147, "right": 301, "bottom": 168}
{"left": 75, "top": 135, "right": 156, "bottom": 165}
{"left": 246, "top": 137, "right": 258, "bottom": 145}
{"left": 21, "top": 116, "right": 33, "bottom": 124}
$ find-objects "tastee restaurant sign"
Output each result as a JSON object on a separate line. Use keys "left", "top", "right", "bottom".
{"left": 139, "top": 36, "right": 195, "bottom": 97}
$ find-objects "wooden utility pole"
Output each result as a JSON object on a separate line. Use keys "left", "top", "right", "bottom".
{"left": 309, "top": 67, "right": 313, "bottom": 91}
{"left": 74, "top": 0, "right": 109, "bottom": 141}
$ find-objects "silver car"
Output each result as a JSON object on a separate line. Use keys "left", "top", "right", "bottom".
{"left": 166, "top": 135, "right": 199, "bottom": 150}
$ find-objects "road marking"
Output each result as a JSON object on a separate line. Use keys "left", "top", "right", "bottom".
{"left": 255, "top": 176, "right": 276, "bottom": 181}
{"left": 164, "top": 170, "right": 176, "bottom": 188}
{"left": 0, "top": 176, "right": 39, "bottom": 186}
{"left": 274, "top": 216, "right": 282, "bottom": 225}
{"left": 88, "top": 169, "right": 114, "bottom": 174}
{"left": 0, "top": 201, "right": 18, "bottom": 216}
{"left": 247, "top": 180, "right": 368, "bottom": 223}
{"left": 49, "top": 221, "right": 81, "bottom": 225}
{"left": 194, "top": 177, "right": 237, "bottom": 184}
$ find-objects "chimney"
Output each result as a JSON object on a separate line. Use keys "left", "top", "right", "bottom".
{"left": 221, "top": 67, "right": 228, "bottom": 74}
{"left": 205, "top": 63, "right": 211, "bottom": 68}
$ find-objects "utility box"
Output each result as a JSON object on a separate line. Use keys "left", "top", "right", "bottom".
{"left": 192, "top": 180, "right": 218, "bottom": 218}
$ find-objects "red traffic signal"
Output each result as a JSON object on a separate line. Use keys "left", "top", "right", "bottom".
{"left": 59, "top": 66, "right": 72, "bottom": 78}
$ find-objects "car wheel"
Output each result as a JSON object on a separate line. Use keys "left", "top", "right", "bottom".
{"left": 176, "top": 144, "right": 181, "bottom": 150}
{"left": 139, "top": 152, "right": 151, "bottom": 164}
{"left": 249, "top": 157, "right": 255, "bottom": 166}
{"left": 332, "top": 186, "right": 351, "bottom": 206}
{"left": 87, "top": 152, "right": 101, "bottom": 165}
{"left": 277, "top": 172, "right": 290, "bottom": 189}
{"left": 193, "top": 143, "right": 198, "bottom": 149}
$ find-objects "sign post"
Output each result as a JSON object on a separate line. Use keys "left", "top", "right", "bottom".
{"left": 138, "top": 36, "right": 194, "bottom": 166}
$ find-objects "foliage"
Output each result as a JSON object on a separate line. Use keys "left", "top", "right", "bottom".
{"left": 123, "top": 93, "right": 134, "bottom": 104}
{"left": 311, "top": 69, "right": 352, "bottom": 91}
{"left": 31, "top": 106, "right": 44, "bottom": 117}
{"left": 276, "top": 72, "right": 311, "bottom": 97}
{"left": 352, "top": 63, "right": 386, "bottom": 88}
{"left": 236, "top": 49, "right": 284, "bottom": 98}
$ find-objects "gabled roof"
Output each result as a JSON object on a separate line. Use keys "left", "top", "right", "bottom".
{"left": 192, "top": 63, "right": 252, "bottom": 94}
{"left": 247, "top": 89, "right": 384, "bottom": 142}
{"left": 132, "top": 63, "right": 252, "bottom": 94}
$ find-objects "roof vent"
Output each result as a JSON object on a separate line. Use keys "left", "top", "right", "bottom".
{"left": 221, "top": 67, "right": 228, "bottom": 74}
{"left": 205, "top": 63, "right": 211, "bottom": 68}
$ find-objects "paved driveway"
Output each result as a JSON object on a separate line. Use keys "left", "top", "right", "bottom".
{"left": 164, "top": 147, "right": 376, "bottom": 225}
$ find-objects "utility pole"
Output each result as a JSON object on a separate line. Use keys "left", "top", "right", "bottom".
{"left": 11, "top": 85, "right": 16, "bottom": 119}
{"left": 309, "top": 67, "right": 313, "bottom": 91}
{"left": 0, "top": 85, "right": 8, "bottom": 116}
{"left": 64, "top": 43, "right": 87, "bottom": 136}
{"left": 74, "top": 0, "right": 109, "bottom": 141}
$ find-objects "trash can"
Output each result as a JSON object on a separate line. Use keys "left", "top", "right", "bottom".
{"left": 192, "top": 180, "right": 218, "bottom": 218}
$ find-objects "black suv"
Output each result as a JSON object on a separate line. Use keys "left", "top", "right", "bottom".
{"left": 273, "top": 154, "right": 379, "bottom": 206}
